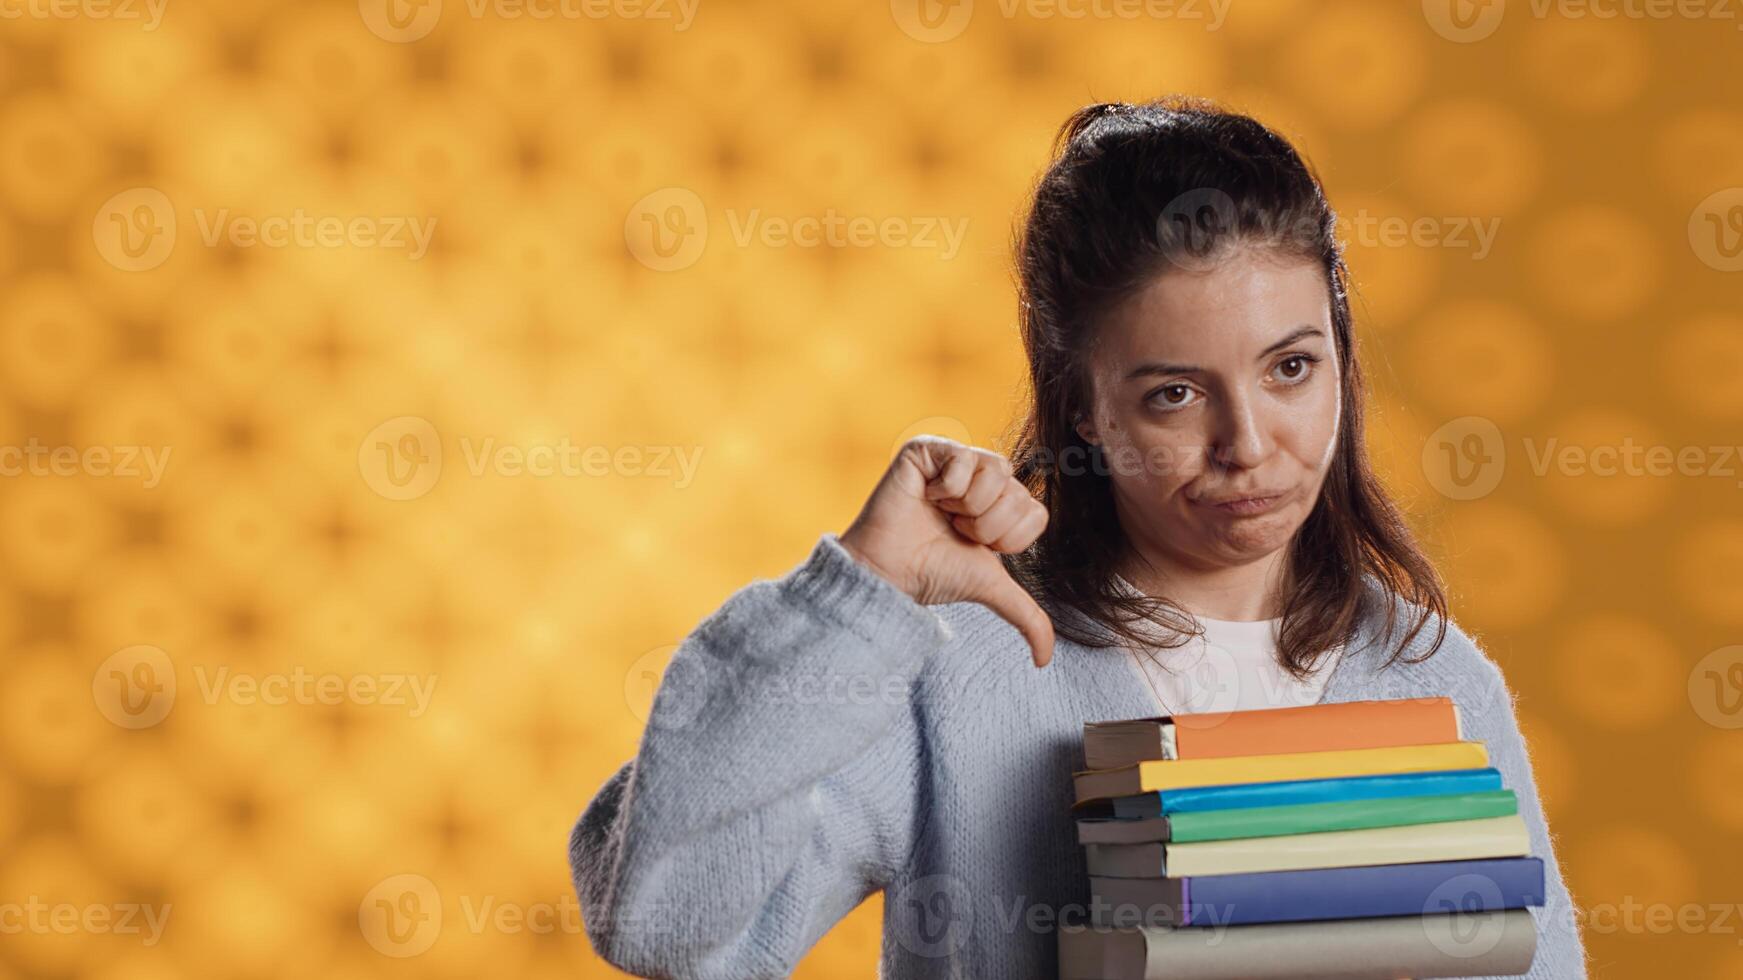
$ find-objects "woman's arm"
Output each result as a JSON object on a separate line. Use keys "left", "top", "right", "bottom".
{"left": 1456, "top": 647, "right": 1589, "bottom": 980}
{"left": 573, "top": 436, "right": 1050, "bottom": 977}
{"left": 569, "top": 532, "right": 950, "bottom": 979}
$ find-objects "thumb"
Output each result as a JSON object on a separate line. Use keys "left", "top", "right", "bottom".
{"left": 971, "top": 564, "right": 1057, "bottom": 668}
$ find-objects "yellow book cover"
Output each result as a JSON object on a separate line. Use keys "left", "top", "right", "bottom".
{"left": 1072, "top": 741, "right": 1489, "bottom": 804}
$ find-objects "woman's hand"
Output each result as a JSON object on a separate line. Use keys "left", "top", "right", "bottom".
{"left": 839, "top": 435, "right": 1056, "bottom": 667}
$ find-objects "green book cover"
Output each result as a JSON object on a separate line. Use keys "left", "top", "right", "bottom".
{"left": 1167, "top": 790, "right": 1517, "bottom": 843}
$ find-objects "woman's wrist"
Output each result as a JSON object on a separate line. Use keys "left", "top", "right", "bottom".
{"left": 838, "top": 528, "right": 911, "bottom": 600}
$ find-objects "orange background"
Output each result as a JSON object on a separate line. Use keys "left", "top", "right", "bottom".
{"left": 1, "top": 0, "right": 1741, "bottom": 977}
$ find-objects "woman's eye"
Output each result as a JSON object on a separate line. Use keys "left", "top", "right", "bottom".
{"left": 1152, "top": 384, "right": 1199, "bottom": 410}
{"left": 1273, "top": 355, "right": 1316, "bottom": 384}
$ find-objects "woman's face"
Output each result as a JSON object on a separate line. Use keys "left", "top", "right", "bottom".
{"left": 1074, "top": 248, "right": 1342, "bottom": 572}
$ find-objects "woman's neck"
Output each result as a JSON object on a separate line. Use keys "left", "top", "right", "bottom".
{"left": 1116, "top": 544, "right": 1290, "bottom": 622}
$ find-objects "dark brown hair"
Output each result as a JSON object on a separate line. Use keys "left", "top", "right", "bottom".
{"left": 1000, "top": 96, "right": 1447, "bottom": 676}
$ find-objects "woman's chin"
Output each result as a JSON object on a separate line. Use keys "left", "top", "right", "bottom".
{"left": 1203, "top": 510, "right": 1302, "bottom": 561}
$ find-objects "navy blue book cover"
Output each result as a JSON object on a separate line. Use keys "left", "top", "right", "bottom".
{"left": 1179, "top": 856, "right": 1546, "bottom": 927}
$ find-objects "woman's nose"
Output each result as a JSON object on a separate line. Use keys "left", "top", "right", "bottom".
{"left": 1210, "top": 390, "right": 1271, "bottom": 471}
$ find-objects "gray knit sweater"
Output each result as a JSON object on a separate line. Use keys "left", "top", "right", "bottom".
{"left": 570, "top": 532, "right": 1588, "bottom": 979}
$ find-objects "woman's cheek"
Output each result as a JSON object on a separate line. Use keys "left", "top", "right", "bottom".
{"left": 1278, "top": 379, "right": 1339, "bottom": 476}
{"left": 1312, "top": 379, "right": 1342, "bottom": 473}
{"left": 1145, "top": 435, "right": 1202, "bottom": 497}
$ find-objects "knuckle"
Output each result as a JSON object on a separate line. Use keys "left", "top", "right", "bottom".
{"left": 902, "top": 434, "right": 942, "bottom": 456}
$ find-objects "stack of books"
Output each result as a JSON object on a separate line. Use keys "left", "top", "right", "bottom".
{"left": 1060, "top": 697, "right": 1545, "bottom": 979}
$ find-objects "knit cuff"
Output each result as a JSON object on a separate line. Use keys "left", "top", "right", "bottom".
{"left": 781, "top": 532, "right": 951, "bottom": 656}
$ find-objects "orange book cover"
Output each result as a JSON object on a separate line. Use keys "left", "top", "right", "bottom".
{"left": 1171, "top": 697, "right": 1461, "bottom": 760}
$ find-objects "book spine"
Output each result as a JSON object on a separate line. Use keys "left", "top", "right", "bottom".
{"left": 1088, "top": 876, "right": 1188, "bottom": 929}
{"left": 1086, "top": 843, "right": 1163, "bottom": 877}
{"left": 1076, "top": 816, "right": 1173, "bottom": 845}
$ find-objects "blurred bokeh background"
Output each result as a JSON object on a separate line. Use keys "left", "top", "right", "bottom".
{"left": 0, "top": 0, "right": 1740, "bottom": 976}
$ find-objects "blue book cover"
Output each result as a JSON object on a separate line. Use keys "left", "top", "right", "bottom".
{"left": 1182, "top": 856, "right": 1546, "bottom": 926}
{"left": 1098, "top": 767, "right": 1505, "bottom": 818}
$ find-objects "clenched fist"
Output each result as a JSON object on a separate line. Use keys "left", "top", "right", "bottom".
{"left": 839, "top": 436, "right": 1056, "bottom": 667}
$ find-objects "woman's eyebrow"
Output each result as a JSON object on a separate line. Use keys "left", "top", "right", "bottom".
{"left": 1125, "top": 360, "right": 1199, "bottom": 380}
{"left": 1123, "top": 325, "right": 1327, "bottom": 381}
{"left": 1258, "top": 325, "right": 1325, "bottom": 358}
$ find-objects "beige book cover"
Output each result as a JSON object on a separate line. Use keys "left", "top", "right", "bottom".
{"left": 1059, "top": 908, "right": 1539, "bottom": 979}
{"left": 1086, "top": 814, "right": 1530, "bottom": 879}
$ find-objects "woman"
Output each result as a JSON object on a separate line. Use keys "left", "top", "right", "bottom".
{"left": 570, "top": 98, "right": 1586, "bottom": 979}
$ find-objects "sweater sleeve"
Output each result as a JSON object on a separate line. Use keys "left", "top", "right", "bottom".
{"left": 569, "top": 532, "right": 952, "bottom": 979}
{"left": 1452, "top": 642, "right": 1589, "bottom": 980}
